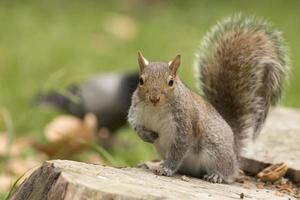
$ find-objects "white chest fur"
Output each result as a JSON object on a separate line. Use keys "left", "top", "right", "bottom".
{"left": 134, "top": 103, "right": 176, "bottom": 158}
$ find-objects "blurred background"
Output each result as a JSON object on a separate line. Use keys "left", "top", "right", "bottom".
{"left": 0, "top": 0, "right": 299, "bottom": 198}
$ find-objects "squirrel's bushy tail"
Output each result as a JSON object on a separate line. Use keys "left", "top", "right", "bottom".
{"left": 195, "top": 15, "right": 289, "bottom": 153}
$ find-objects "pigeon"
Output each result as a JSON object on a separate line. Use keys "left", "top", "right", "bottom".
{"left": 34, "top": 72, "right": 139, "bottom": 133}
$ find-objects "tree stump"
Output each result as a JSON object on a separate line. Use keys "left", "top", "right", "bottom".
{"left": 10, "top": 107, "right": 300, "bottom": 199}
{"left": 10, "top": 160, "right": 295, "bottom": 200}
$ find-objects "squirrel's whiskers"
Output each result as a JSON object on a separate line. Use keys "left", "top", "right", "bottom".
{"left": 136, "top": 53, "right": 180, "bottom": 107}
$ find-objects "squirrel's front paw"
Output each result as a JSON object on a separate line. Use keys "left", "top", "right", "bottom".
{"left": 135, "top": 126, "right": 158, "bottom": 143}
{"left": 154, "top": 163, "right": 175, "bottom": 177}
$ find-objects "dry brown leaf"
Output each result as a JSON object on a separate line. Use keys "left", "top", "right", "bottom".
{"left": 0, "top": 134, "right": 35, "bottom": 157}
{"left": 85, "top": 152, "right": 103, "bottom": 165}
{"left": 257, "top": 163, "right": 288, "bottom": 183}
{"left": 5, "top": 155, "right": 46, "bottom": 176}
{"left": 0, "top": 174, "right": 13, "bottom": 193}
{"left": 45, "top": 113, "right": 97, "bottom": 143}
{"left": 0, "top": 133, "right": 8, "bottom": 156}
{"left": 277, "top": 184, "right": 293, "bottom": 193}
{"left": 34, "top": 113, "right": 98, "bottom": 158}
{"left": 256, "top": 182, "right": 265, "bottom": 189}
{"left": 103, "top": 14, "right": 137, "bottom": 41}
{"left": 10, "top": 137, "right": 35, "bottom": 156}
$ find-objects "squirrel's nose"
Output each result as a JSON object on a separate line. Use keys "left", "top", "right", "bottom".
{"left": 149, "top": 96, "right": 160, "bottom": 104}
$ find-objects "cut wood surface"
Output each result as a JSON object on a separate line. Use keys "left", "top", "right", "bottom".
{"left": 10, "top": 160, "right": 295, "bottom": 200}
{"left": 241, "top": 107, "right": 300, "bottom": 182}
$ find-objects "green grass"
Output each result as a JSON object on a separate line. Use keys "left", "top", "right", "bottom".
{"left": 0, "top": 0, "right": 299, "bottom": 167}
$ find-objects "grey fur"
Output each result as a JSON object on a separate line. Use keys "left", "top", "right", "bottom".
{"left": 128, "top": 62, "right": 238, "bottom": 183}
{"left": 128, "top": 14, "right": 288, "bottom": 184}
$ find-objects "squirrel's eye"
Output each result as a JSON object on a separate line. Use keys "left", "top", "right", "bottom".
{"left": 168, "top": 79, "right": 174, "bottom": 87}
{"left": 139, "top": 77, "right": 144, "bottom": 85}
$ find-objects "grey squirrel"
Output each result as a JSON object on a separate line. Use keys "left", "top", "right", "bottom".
{"left": 34, "top": 72, "right": 139, "bottom": 133}
{"left": 128, "top": 15, "right": 289, "bottom": 183}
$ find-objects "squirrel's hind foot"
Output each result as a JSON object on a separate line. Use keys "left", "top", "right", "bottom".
{"left": 203, "top": 173, "right": 224, "bottom": 183}
{"left": 154, "top": 162, "right": 175, "bottom": 177}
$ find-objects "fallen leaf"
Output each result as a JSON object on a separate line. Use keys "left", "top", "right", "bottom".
{"left": 103, "top": 14, "right": 137, "bottom": 41}
{"left": 0, "top": 174, "right": 13, "bottom": 193}
{"left": 85, "top": 152, "right": 103, "bottom": 165}
{"left": 278, "top": 185, "right": 293, "bottom": 193}
{"left": 257, "top": 163, "right": 288, "bottom": 183}
{"left": 45, "top": 113, "right": 97, "bottom": 143}
{"left": 10, "top": 137, "right": 35, "bottom": 156}
{"left": 5, "top": 155, "right": 46, "bottom": 176}
{"left": 256, "top": 182, "right": 265, "bottom": 189}
{"left": 0, "top": 133, "right": 8, "bottom": 156}
{"left": 33, "top": 113, "right": 98, "bottom": 158}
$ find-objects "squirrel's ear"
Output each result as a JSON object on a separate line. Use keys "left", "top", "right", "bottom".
{"left": 168, "top": 54, "right": 181, "bottom": 76}
{"left": 138, "top": 51, "right": 149, "bottom": 73}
